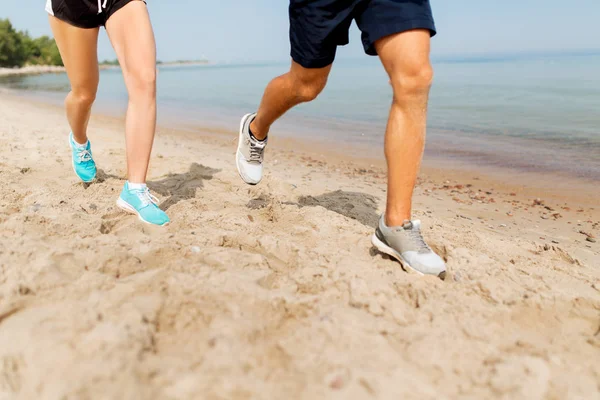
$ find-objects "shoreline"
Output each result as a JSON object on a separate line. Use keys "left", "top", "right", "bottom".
{"left": 0, "top": 61, "right": 213, "bottom": 78}
{"left": 0, "top": 65, "right": 117, "bottom": 77}
{"left": 1, "top": 66, "right": 598, "bottom": 191}
{"left": 0, "top": 65, "right": 66, "bottom": 77}
{"left": 3, "top": 86, "right": 598, "bottom": 211}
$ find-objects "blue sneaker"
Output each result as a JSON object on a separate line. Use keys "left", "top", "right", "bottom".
{"left": 69, "top": 132, "right": 97, "bottom": 182}
{"left": 116, "top": 182, "right": 170, "bottom": 226}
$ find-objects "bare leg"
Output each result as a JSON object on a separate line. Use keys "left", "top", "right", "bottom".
{"left": 48, "top": 16, "right": 99, "bottom": 144}
{"left": 105, "top": 0, "right": 157, "bottom": 183}
{"left": 250, "top": 61, "right": 332, "bottom": 140}
{"left": 375, "top": 30, "right": 433, "bottom": 226}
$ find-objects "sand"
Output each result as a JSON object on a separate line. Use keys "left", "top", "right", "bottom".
{"left": 0, "top": 92, "right": 598, "bottom": 400}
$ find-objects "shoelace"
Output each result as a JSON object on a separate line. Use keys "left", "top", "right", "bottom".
{"left": 97, "top": 0, "right": 108, "bottom": 14}
{"left": 398, "top": 223, "right": 431, "bottom": 254}
{"left": 77, "top": 149, "right": 93, "bottom": 163}
{"left": 247, "top": 139, "right": 266, "bottom": 163}
{"left": 134, "top": 188, "right": 160, "bottom": 208}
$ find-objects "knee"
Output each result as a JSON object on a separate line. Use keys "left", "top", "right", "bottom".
{"left": 390, "top": 62, "right": 433, "bottom": 98}
{"left": 70, "top": 87, "right": 97, "bottom": 108}
{"left": 293, "top": 77, "right": 327, "bottom": 103}
{"left": 129, "top": 67, "right": 157, "bottom": 98}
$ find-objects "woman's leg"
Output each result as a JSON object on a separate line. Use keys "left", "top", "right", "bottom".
{"left": 105, "top": 1, "right": 157, "bottom": 184}
{"left": 48, "top": 16, "right": 99, "bottom": 145}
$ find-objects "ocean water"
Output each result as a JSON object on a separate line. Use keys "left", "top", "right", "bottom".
{"left": 2, "top": 52, "right": 599, "bottom": 181}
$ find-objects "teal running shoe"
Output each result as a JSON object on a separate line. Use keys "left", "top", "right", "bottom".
{"left": 116, "top": 182, "right": 170, "bottom": 226}
{"left": 69, "top": 132, "right": 97, "bottom": 182}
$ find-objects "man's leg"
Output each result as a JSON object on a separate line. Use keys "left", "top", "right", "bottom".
{"left": 235, "top": 61, "right": 332, "bottom": 185}
{"left": 236, "top": 0, "right": 349, "bottom": 184}
{"left": 250, "top": 61, "right": 332, "bottom": 140}
{"left": 371, "top": 29, "right": 445, "bottom": 278}
{"left": 105, "top": 0, "right": 156, "bottom": 184}
{"left": 48, "top": 16, "right": 100, "bottom": 145}
{"left": 375, "top": 29, "right": 433, "bottom": 226}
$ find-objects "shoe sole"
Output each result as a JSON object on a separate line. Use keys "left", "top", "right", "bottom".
{"left": 371, "top": 233, "right": 446, "bottom": 280}
{"left": 236, "top": 113, "right": 261, "bottom": 186}
{"left": 68, "top": 136, "right": 96, "bottom": 183}
{"left": 116, "top": 198, "right": 169, "bottom": 227}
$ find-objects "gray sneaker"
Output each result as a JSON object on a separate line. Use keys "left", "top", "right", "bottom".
{"left": 236, "top": 112, "right": 267, "bottom": 185}
{"left": 372, "top": 216, "right": 446, "bottom": 279}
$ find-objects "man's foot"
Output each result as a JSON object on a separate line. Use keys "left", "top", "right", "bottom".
{"left": 69, "top": 132, "right": 97, "bottom": 182}
{"left": 236, "top": 112, "right": 267, "bottom": 185}
{"left": 116, "top": 182, "right": 170, "bottom": 226}
{"left": 372, "top": 216, "right": 446, "bottom": 279}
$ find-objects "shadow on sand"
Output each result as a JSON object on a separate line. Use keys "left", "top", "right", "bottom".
{"left": 148, "top": 163, "right": 220, "bottom": 210}
{"left": 295, "top": 190, "right": 380, "bottom": 228}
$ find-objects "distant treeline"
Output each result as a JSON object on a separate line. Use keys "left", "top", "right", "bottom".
{"left": 0, "top": 19, "right": 62, "bottom": 68}
{"left": 0, "top": 18, "right": 209, "bottom": 69}
{"left": 100, "top": 59, "right": 120, "bottom": 66}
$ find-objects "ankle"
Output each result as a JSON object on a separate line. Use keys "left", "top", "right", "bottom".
{"left": 127, "top": 181, "right": 147, "bottom": 190}
{"left": 249, "top": 119, "right": 268, "bottom": 141}
{"left": 71, "top": 134, "right": 88, "bottom": 146}
{"left": 385, "top": 212, "right": 411, "bottom": 227}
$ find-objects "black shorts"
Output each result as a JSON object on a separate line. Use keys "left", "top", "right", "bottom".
{"left": 289, "top": 0, "right": 436, "bottom": 68}
{"left": 45, "top": 0, "right": 143, "bottom": 28}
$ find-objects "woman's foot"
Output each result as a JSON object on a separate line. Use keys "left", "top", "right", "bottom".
{"left": 116, "top": 182, "right": 170, "bottom": 226}
{"left": 69, "top": 132, "right": 97, "bottom": 182}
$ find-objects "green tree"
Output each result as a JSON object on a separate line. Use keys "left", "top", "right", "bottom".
{"left": 0, "top": 19, "right": 63, "bottom": 67}
{"left": 21, "top": 31, "right": 38, "bottom": 61}
{"left": 30, "top": 36, "right": 63, "bottom": 66}
{"left": 0, "top": 18, "right": 27, "bottom": 67}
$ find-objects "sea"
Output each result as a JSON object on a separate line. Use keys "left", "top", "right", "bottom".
{"left": 1, "top": 52, "right": 599, "bottom": 182}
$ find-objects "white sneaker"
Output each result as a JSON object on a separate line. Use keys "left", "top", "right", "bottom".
{"left": 372, "top": 216, "right": 447, "bottom": 279}
{"left": 236, "top": 113, "right": 267, "bottom": 185}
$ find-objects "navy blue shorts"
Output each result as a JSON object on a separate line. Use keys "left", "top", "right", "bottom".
{"left": 289, "top": 0, "right": 436, "bottom": 68}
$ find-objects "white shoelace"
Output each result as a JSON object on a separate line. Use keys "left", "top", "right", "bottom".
{"left": 134, "top": 188, "right": 160, "bottom": 207}
{"left": 247, "top": 138, "right": 266, "bottom": 163}
{"left": 97, "top": 0, "right": 108, "bottom": 14}
{"left": 407, "top": 229, "right": 431, "bottom": 253}
{"left": 77, "top": 149, "right": 93, "bottom": 163}
{"left": 398, "top": 222, "right": 431, "bottom": 254}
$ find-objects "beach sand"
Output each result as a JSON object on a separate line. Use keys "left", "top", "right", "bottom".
{"left": 0, "top": 92, "right": 598, "bottom": 399}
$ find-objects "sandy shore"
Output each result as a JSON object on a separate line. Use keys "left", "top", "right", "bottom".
{"left": 0, "top": 66, "right": 66, "bottom": 77}
{"left": 0, "top": 92, "right": 598, "bottom": 399}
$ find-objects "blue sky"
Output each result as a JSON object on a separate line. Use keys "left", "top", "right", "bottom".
{"left": 4, "top": 0, "right": 600, "bottom": 63}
